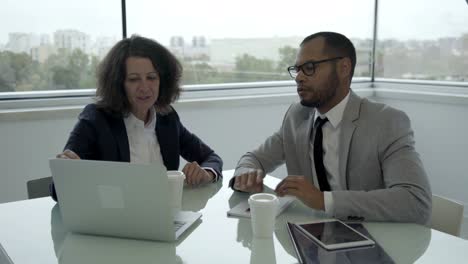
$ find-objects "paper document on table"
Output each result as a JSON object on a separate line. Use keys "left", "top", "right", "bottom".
{"left": 227, "top": 176, "right": 295, "bottom": 218}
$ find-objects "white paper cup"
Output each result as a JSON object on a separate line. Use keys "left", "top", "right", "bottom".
{"left": 248, "top": 193, "right": 279, "bottom": 238}
{"left": 167, "top": 171, "right": 185, "bottom": 215}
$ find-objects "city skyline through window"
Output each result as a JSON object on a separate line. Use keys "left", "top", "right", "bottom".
{"left": 0, "top": 0, "right": 467, "bottom": 93}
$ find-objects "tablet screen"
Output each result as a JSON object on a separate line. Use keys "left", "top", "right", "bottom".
{"left": 297, "top": 221, "right": 368, "bottom": 245}
{"left": 287, "top": 222, "right": 394, "bottom": 263}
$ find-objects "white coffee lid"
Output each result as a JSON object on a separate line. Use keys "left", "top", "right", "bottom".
{"left": 248, "top": 193, "right": 279, "bottom": 206}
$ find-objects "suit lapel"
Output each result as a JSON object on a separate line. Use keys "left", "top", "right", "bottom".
{"left": 108, "top": 116, "right": 130, "bottom": 162}
{"left": 297, "top": 107, "right": 315, "bottom": 180}
{"left": 156, "top": 113, "right": 178, "bottom": 170}
{"left": 339, "top": 91, "right": 361, "bottom": 189}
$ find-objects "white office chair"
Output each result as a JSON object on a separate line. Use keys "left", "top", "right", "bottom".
{"left": 430, "top": 194, "right": 464, "bottom": 237}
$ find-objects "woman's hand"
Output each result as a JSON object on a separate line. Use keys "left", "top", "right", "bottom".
{"left": 56, "top": 149, "right": 81, "bottom": 159}
{"left": 182, "top": 161, "right": 214, "bottom": 187}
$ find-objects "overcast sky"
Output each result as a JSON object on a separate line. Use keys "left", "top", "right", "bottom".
{"left": 1, "top": 0, "right": 467, "bottom": 45}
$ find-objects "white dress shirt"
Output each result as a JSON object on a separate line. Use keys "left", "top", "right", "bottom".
{"left": 123, "top": 107, "right": 218, "bottom": 181}
{"left": 309, "top": 92, "right": 350, "bottom": 216}
{"left": 124, "top": 107, "right": 164, "bottom": 165}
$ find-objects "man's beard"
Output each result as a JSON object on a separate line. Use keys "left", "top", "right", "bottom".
{"left": 300, "top": 69, "right": 339, "bottom": 108}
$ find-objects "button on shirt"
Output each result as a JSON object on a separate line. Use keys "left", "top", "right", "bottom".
{"left": 124, "top": 107, "right": 164, "bottom": 165}
{"left": 309, "top": 92, "right": 350, "bottom": 216}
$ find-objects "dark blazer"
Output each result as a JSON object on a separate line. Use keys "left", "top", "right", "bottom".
{"left": 50, "top": 104, "right": 223, "bottom": 201}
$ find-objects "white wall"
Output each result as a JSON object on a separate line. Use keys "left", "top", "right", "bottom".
{"left": 1, "top": 111, "right": 80, "bottom": 203}
{"left": 2, "top": 88, "right": 468, "bottom": 217}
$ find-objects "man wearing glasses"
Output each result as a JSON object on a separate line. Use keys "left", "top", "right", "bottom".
{"left": 229, "top": 32, "right": 431, "bottom": 224}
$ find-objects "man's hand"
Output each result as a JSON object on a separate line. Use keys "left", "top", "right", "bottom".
{"left": 182, "top": 161, "right": 214, "bottom": 187}
{"left": 275, "top": 175, "right": 325, "bottom": 210}
{"left": 56, "top": 149, "right": 80, "bottom": 159}
{"left": 233, "top": 169, "right": 264, "bottom": 193}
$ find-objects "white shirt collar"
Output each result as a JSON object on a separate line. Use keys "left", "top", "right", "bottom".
{"left": 124, "top": 107, "right": 157, "bottom": 131}
{"left": 314, "top": 91, "right": 350, "bottom": 128}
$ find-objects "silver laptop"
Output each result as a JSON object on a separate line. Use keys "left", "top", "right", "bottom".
{"left": 0, "top": 243, "right": 13, "bottom": 264}
{"left": 49, "top": 158, "right": 201, "bottom": 241}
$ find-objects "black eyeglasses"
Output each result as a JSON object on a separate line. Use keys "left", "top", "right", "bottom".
{"left": 287, "top": 57, "right": 344, "bottom": 78}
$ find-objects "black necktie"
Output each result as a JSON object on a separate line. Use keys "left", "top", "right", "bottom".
{"left": 313, "top": 117, "right": 331, "bottom": 191}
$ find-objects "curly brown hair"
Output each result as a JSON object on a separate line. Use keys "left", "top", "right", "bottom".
{"left": 95, "top": 35, "right": 182, "bottom": 116}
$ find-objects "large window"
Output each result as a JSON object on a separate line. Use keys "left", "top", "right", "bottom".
{"left": 6, "top": 1, "right": 466, "bottom": 95}
{"left": 377, "top": 0, "right": 468, "bottom": 82}
{"left": 0, "top": 0, "right": 374, "bottom": 94}
{"left": 126, "top": 0, "right": 374, "bottom": 85}
{"left": 0, "top": 0, "right": 121, "bottom": 93}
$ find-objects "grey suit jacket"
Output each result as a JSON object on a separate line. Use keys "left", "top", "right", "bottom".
{"left": 234, "top": 91, "right": 431, "bottom": 224}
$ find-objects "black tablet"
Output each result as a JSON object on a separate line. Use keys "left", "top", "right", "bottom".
{"left": 287, "top": 221, "right": 394, "bottom": 264}
{"left": 294, "top": 219, "right": 375, "bottom": 250}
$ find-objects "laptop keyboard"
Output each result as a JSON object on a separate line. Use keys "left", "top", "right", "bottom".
{"left": 174, "top": 221, "right": 185, "bottom": 232}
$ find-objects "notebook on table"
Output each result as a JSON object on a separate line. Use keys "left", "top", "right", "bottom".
{"left": 227, "top": 175, "right": 295, "bottom": 218}
{"left": 50, "top": 158, "right": 201, "bottom": 241}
